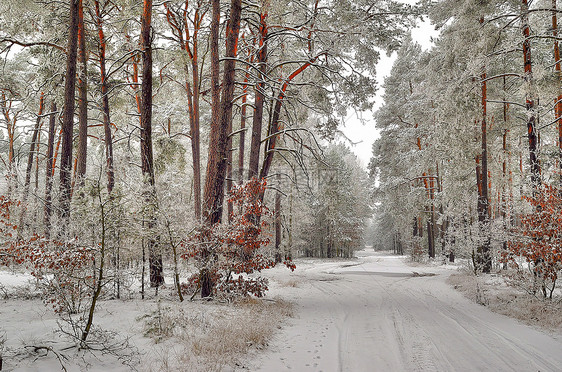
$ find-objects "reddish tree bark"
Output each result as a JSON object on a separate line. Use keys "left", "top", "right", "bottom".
{"left": 248, "top": 9, "right": 268, "bottom": 180}
{"left": 259, "top": 55, "right": 323, "bottom": 182}
{"left": 477, "top": 66, "right": 491, "bottom": 273}
{"left": 422, "top": 172, "right": 435, "bottom": 259}
{"left": 203, "top": 0, "right": 242, "bottom": 225}
{"left": 227, "top": 134, "right": 233, "bottom": 222}
{"left": 164, "top": 1, "right": 205, "bottom": 220}
{"left": 94, "top": 0, "right": 114, "bottom": 194}
{"left": 187, "top": 4, "right": 203, "bottom": 222}
{"left": 201, "top": 0, "right": 242, "bottom": 298}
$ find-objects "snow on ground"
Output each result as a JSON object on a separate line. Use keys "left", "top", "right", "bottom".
{"left": 241, "top": 248, "right": 562, "bottom": 372}
{"left": 3, "top": 250, "right": 562, "bottom": 371}
{"left": 0, "top": 267, "right": 291, "bottom": 372}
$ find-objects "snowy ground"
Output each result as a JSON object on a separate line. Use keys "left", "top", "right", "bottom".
{"left": 0, "top": 269, "right": 291, "bottom": 372}
{"left": 3, "top": 249, "right": 562, "bottom": 371}
{"left": 242, "top": 248, "right": 562, "bottom": 372}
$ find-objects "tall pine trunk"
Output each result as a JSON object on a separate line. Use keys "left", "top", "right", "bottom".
{"left": 477, "top": 67, "right": 491, "bottom": 273}
{"left": 59, "top": 0, "right": 80, "bottom": 228}
{"left": 140, "top": 0, "right": 163, "bottom": 287}
{"left": 163, "top": 3, "right": 203, "bottom": 219}
{"left": 202, "top": 0, "right": 242, "bottom": 297}
{"left": 75, "top": 0, "right": 88, "bottom": 188}
{"left": 203, "top": 0, "right": 242, "bottom": 225}
{"left": 522, "top": 0, "right": 540, "bottom": 192}
{"left": 94, "top": 0, "right": 114, "bottom": 194}
{"left": 248, "top": 9, "right": 268, "bottom": 180}
{"left": 189, "top": 58, "right": 202, "bottom": 221}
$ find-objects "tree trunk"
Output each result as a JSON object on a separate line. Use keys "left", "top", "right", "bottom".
{"left": 45, "top": 102, "right": 57, "bottom": 238}
{"left": 34, "top": 127, "right": 41, "bottom": 191}
{"left": 275, "top": 173, "right": 282, "bottom": 263}
{"left": 552, "top": 0, "right": 562, "bottom": 187}
{"left": 22, "top": 93, "right": 44, "bottom": 203}
{"left": 165, "top": 2, "right": 204, "bottom": 221}
{"left": 18, "top": 93, "right": 45, "bottom": 234}
{"left": 428, "top": 172, "right": 436, "bottom": 259}
{"left": 1, "top": 93, "right": 18, "bottom": 198}
{"left": 238, "top": 65, "right": 250, "bottom": 183}
{"left": 477, "top": 67, "right": 491, "bottom": 273}
{"left": 422, "top": 172, "right": 435, "bottom": 259}
{"left": 59, "top": 0, "right": 80, "bottom": 227}
{"left": 501, "top": 74, "right": 510, "bottom": 269}
{"left": 201, "top": 0, "right": 242, "bottom": 297}
{"left": 94, "top": 0, "right": 114, "bottom": 194}
{"left": 75, "top": 0, "right": 88, "bottom": 188}
{"left": 259, "top": 55, "right": 322, "bottom": 183}
{"left": 227, "top": 142, "right": 233, "bottom": 222}
{"left": 248, "top": 9, "right": 268, "bottom": 180}
{"left": 203, "top": 0, "right": 242, "bottom": 226}
{"left": 140, "top": 0, "right": 163, "bottom": 288}
{"left": 522, "top": 0, "right": 540, "bottom": 192}
{"left": 189, "top": 58, "right": 202, "bottom": 221}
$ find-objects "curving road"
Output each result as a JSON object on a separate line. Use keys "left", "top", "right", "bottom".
{"left": 244, "top": 249, "right": 562, "bottom": 372}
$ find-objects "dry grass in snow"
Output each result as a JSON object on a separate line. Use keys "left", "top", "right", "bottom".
{"left": 149, "top": 297, "right": 293, "bottom": 372}
{"left": 0, "top": 268, "right": 294, "bottom": 372}
{"left": 448, "top": 268, "right": 562, "bottom": 333}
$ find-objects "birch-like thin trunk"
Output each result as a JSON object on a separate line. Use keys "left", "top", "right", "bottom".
{"left": 19, "top": 94, "right": 44, "bottom": 232}
{"left": 22, "top": 93, "right": 44, "bottom": 203}
{"left": 275, "top": 173, "right": 282, "bottom": 263}
{"left": 45, "top": 102, "right": 56, "bottom": 238}
{"left": 238, "top": 66, "right": 250, "bottom": 183}
{"left": 1, "top": 93, "right": 18, "bottom": 198}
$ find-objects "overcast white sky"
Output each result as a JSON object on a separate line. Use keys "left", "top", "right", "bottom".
{"left": 339, "top": 19, "right": 440, "bottom": 168}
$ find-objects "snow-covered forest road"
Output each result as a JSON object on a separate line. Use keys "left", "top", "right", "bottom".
{"left": 245, "top": 249, "right": 562, "bottom": 372}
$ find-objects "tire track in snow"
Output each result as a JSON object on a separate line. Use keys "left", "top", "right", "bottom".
{"left": 243, "top": 251, "right": 562, "bottom": 372}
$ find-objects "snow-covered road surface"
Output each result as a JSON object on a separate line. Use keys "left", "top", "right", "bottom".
{"left": 244, "top": 249, "right": 562, "bottom": 372}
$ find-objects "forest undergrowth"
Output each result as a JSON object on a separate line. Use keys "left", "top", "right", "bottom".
{"left": 146, "top": 296, "right": 294, "bottom": 372}
{"left": 0, "top": 267, "right": 294, "bottom": 372}
{"left": 447, "top": 268, "right": 562, "bottom": 334}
